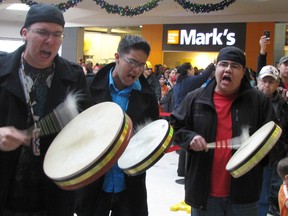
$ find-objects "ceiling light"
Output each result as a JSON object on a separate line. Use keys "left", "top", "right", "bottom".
{"left": 6, "top": 3, "right": 30, "bottom": 11}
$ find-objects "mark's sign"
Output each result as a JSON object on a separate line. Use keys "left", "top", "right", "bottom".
{"left": 163, "top": 23, "right": 246, "bottom": 52}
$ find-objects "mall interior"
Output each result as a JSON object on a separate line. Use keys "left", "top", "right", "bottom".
{"left": 0, "top": 1, "right": 288, "bottom": 216}
{"left": 1, "top": 0, "right": 288, "bottom": 72}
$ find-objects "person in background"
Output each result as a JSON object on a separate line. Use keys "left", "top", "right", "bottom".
{"left": 0, "top": 4, "right": 92, "bottom": 216}
{"left": 173, "top": 61, "right": 215, "bottom": 109}
{"left": 153, "top": 64, "right": 162, "bottom": 80}
{"left": 277, "top": 157, "right": 288, "bottom": 216}
{"left": 171, "top": 46, "right": 276, "bottom": 216}
{"left": 143, "top": 65, "right": 161, "bottom": 100}
{"left": 278, "top": 56, "right": 288, "bottom": 100}
{"left": 76, "top": 35, "right": 159, "bottom": 216}
{"left": 85, "top": 60, "right": 93, "bottom": 74}
{"left": 257, "top": 65, "right": 288, "bottom": 216}
{"left": 193, "top": 66, "right": 199, "bottom": 75}
{"left": 159, "top": 75, "right": 169, "bottom": 100}
{"left": 93, "top": 63, "right": 100, "bottom": 74}
{"left": 257, "top": 34, "right": 288, "bottom": 101}
{"left": 172, "top": 61, "right": 215, "bottom": 183}
{"left": 167, "top": 68, "right": 177, "bottom": 90}
{"left": 159, "top": 74, "right": 175, "bottom": 121}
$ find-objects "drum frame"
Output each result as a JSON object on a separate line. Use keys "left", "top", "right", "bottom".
{"left": 50, "top": 113, "right": 133, "bottom": 190}
{"left": 120, "top": 123, "right": 174, "bottom": 176}
{"left": 226, "top": 123, "right": 282, "bottom": 178}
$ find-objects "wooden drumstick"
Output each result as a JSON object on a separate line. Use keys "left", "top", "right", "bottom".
{"left": 206, "top": 126, "right": 250, "bottom": 149}
{"left": 207, "top": 138, "right": 241, "bottom": 149}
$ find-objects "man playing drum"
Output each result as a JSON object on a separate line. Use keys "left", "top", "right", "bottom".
{"left": 0, "top": 4, "right": 92, "bottom": 216}
{"left": 75, "top": 35, "right": 159, "bottom": 216}
{"left": 170, "top": 46, "right": 277, "bottom": 216}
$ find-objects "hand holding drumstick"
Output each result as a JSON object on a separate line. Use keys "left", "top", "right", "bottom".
{"left": 189, "top": 126, "right": 249, "bottom": 152}
{"left": 0, "top": 126, "right": 30, "bottom": 151}
{"left": 189, "top": 135, "right": 248, "bottom": 152}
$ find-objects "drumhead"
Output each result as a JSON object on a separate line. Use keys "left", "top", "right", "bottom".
{"left": 43, "top": 102, "right": 132, "bottom": 188}
{"left": 226, "top": 121, "right": 282, "bottom": 178}
{"left": 118, "top": 119, "right": 173, "bottom": 175}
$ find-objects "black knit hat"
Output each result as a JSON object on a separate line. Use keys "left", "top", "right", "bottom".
{"left": 20, "top": 4, "right": 65, "bottom": 35}
{"left": 217, "top": 46, "right": 246, "bottom": 68}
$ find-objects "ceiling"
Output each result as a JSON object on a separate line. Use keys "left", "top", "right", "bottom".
{"left": 0, "top": 0, "right": 288, "bottom": 34}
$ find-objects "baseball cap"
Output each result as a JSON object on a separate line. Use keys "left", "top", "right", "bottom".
{"left": 279, "top": 56, "right": 288, "bottom": 65}
{"left": 20, "top": 4, "right": 65, "bottom": 35}
{"left": 217, "top": 46, "right": 246, "bottom": 68}
{"left": 258, "top": 65, "right": 280, "bottom": 80}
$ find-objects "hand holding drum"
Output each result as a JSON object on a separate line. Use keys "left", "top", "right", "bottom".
{"left": 43, "top": 102, "right": 133, "bottom": 190}
{"left": 226, "top": 121, "right": 282, "bottom": 178}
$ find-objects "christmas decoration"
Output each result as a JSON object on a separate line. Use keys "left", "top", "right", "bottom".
{"left": 174, "top": 0, "right": 236, "bottom": 13}
{"left": 19, "top": 0, "right": 83, "bottom": 12}
{"left": 0, "top": 0, "right": 237, "bottom": 16}
{"left": 93, "top": 0, "right": 161, "bottom": 16}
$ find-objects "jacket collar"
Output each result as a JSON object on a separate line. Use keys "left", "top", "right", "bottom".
{"left": 90, "top": 62, "right": 153, "bottom": 95}
{"left": 198, "top": 76, "right": 253, "bottom": 102}
{"left": 0, "top": 45, "right": 81, "bottom": 109}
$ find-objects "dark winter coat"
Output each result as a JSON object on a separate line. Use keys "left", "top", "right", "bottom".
{"left": 171, "top": 77, "right": 276, "bottom": 210}
{"left": 0, "top": 45, "right": 92, "bottom": 215}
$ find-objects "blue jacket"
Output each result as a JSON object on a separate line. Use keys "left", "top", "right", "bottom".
{"left": 173, "top": 63, "right": 215, "bottom": 109}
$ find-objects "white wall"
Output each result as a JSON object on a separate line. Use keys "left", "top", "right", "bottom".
{"left": 84, "top": 32, "right": 121, "bottom": 65}
{"left": 0, "top": 21, "right": 23, "bottom": 39}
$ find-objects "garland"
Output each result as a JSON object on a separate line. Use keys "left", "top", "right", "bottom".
{"left": 0, "top": 0, "right": 237, "bottom": 15}
{"left": 174, "top": 0, "right": 236, "bottom": 13}
{"left": 19, "top": 0, "right": 83, "bottom": 12}
{"left": 93, "top": 0, "right": 161, "bottom": 16}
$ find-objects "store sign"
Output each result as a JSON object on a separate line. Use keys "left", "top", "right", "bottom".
{"left": 163, "top": 23, "right": 246, "bottom": 52}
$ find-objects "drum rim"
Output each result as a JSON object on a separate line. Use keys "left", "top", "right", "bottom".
{"left": 121, "top": 124, "right": 174, "bottom": 176}
{"left": 44, "top": 101, "right": 124, "bottom": 177}
{"left": 227, "top": 123, "right": 282, "bottom": 178}
{"left": 53, "top": 114, "right": 133, "bottom": 190}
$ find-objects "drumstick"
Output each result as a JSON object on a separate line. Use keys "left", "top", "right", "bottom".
{"left": 207, "top": 138, "right": 241, "bottom": 149}
{"left": 207, "top": 125, "right": 250, "bottom": 149}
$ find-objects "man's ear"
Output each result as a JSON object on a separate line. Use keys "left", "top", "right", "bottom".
{"left": 21, "top": 28, "right": 28, "bottom": 39}
{"left": 115, "top": 53, "right": 120, "bottom": 64}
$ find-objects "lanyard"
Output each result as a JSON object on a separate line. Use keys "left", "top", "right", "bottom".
{"left": 19, "top": 53, "right": 54, "bottom": 156}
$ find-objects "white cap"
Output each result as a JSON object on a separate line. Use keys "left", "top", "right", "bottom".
{"left": 258, "top": 65, "right": 279, "bottom": 80}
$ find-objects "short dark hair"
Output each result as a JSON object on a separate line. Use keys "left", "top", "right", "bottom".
{"left": 177, "top": 62, "right": 192, "bottom": 76}
{"left": 277, "top": 157, "right": 288, "bottom": 180}
{"left": 117, "top": 35, "right": 150, "bottom": 56}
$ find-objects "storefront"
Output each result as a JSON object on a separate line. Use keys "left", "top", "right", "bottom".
{"left": 162, "top": 23, "right": 246, "bottom": 69}
{"left": 142, "top": 22, "right": 281, "bottom": 72}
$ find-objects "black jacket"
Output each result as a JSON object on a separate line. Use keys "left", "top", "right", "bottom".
{"left": 76, "top": 62, "right": 159, "bottom": 216}
{"left": 0, "top": 45, "right": 92, "bottom": 215}
{"left": 171, "top": 77, "right": 276, "bottom": 209}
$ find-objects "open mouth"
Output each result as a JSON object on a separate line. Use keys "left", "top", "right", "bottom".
{"left": 222, "top": 75, "right": 232, "bottom": 84}
{"left": 40, "top": 50, "right": 52, "bottom": 58}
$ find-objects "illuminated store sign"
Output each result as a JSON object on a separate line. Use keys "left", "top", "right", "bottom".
{"left": 163, "top": 23, "right": 246, "bottom": 52}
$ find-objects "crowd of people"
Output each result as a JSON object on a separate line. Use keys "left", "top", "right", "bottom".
{"left": 1, "top": 3, "right": 288, "bottom": 216}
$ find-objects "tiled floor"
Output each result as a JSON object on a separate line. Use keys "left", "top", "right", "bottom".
{"left": 74, "top": 151, "right": 190, "bottom": 216}
{"left": 146, "top": 151, "right": 191, "bottom": 216}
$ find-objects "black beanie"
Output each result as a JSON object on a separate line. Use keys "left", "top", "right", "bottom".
{"left": 20, "top": 4, "right": 65, "bottom": 35}
{"left": 217, "top": 46, "right": 246, "bottom": 68}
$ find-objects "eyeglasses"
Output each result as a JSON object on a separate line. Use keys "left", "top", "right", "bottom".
{"left": 217, "top": 61, "right": 242, "bottom": 70}
{"left": 122, "top": 56, "right": 146, "bottom": 71}
{"left": 28, "top": 28, "right": 65, "bottom": 39}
